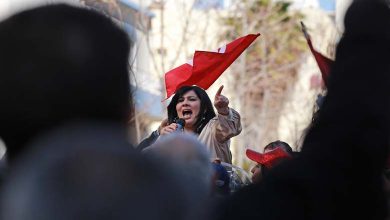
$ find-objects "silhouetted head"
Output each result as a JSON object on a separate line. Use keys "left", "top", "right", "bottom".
{"left": 300, "top": 0, "right": 390, "bottom": 218}
{"left": 143, "top": 133, "right": 213, "bottom": 219}
{"left": 303, "top": 0, "right": 390, "bottom": 158}
{"left": 0, "top": 4, "right": 132, "bottom": 161}
{"left": 167, "top": 86, "right": 216, "bottom": 134}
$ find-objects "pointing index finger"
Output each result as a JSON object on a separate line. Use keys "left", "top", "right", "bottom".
{"left": 215, "top": 85, "right": 224, "bottom": 97}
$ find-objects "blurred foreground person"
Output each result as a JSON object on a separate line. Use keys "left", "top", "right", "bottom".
{"left": 0, "top": 4, "right": 199, "bottom": 220}
{"left": 143, "top": 133, "right": 213, "bottom": 220}
{"left": 218, "top": 0, "right": 390, "bottom": 219}
{"left": 246, "top": 140, "right": 293, "bottom": 183}
{"left": 0, "top": 125, "right": 189, "bottom": 220}
{"left": 0, "top": 4, "right": 132, "bottom": 163}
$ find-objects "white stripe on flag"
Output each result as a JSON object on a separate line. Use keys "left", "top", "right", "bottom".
{"left": 218, "top": 45, "right": 226, "bottom": 53}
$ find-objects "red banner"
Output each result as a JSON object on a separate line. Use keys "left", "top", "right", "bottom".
{"left": 164, "top": 33, "right": 260, "bottom": 99}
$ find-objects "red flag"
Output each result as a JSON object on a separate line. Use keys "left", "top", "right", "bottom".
{"left": 301, "top": 22, "right": 334, "bottom": 88}
{"left": 164, "top": 33, "right": 260, "bottom": 99}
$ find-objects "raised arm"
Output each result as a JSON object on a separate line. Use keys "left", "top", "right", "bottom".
{"left": 136, "top": 118, "right": 169, "bottom": 151}
{"left": 213, "top": 85, "right": 242, "bottom": 142}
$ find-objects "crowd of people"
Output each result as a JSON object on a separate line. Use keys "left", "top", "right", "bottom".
{"left": 0, "top": 0, "right": 389, "bottom": 219}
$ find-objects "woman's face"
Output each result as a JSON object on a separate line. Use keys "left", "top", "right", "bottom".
{"left": 176, "top": 90, "right": 201, "bottom": 130}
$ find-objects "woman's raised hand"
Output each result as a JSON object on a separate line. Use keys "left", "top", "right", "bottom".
{"left": 157, "top": 118, "right": 169, "bottom": 133}
{"left": 214, "top": 85, "right": 229, "bottom": 115}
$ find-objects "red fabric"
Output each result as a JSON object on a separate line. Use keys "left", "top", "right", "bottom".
{"left": 301, "top": 22, "right": 334, "bottom": 88}
{"left": 307, "top": 39, "right": 334, "bottom": 87}
{"left": 246, "top": 147, "right": 292, "bottom": 169}
{"left": 164, "top": 63, "right": 193, "bottom": 98}
{"left": 164, "top": 33, "right": 260, "bottom": 99}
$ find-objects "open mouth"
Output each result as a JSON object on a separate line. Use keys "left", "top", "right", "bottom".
{"left": 182, "top": 109, "right": 193, "bottom": 119}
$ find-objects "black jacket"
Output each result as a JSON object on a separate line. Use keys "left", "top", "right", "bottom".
{"left": 136, "top": 130, "right": 159, "bottom": 151}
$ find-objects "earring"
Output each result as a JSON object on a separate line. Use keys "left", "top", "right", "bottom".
{"left": 199, "top": 114, "right": 206, "bottom": 123}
